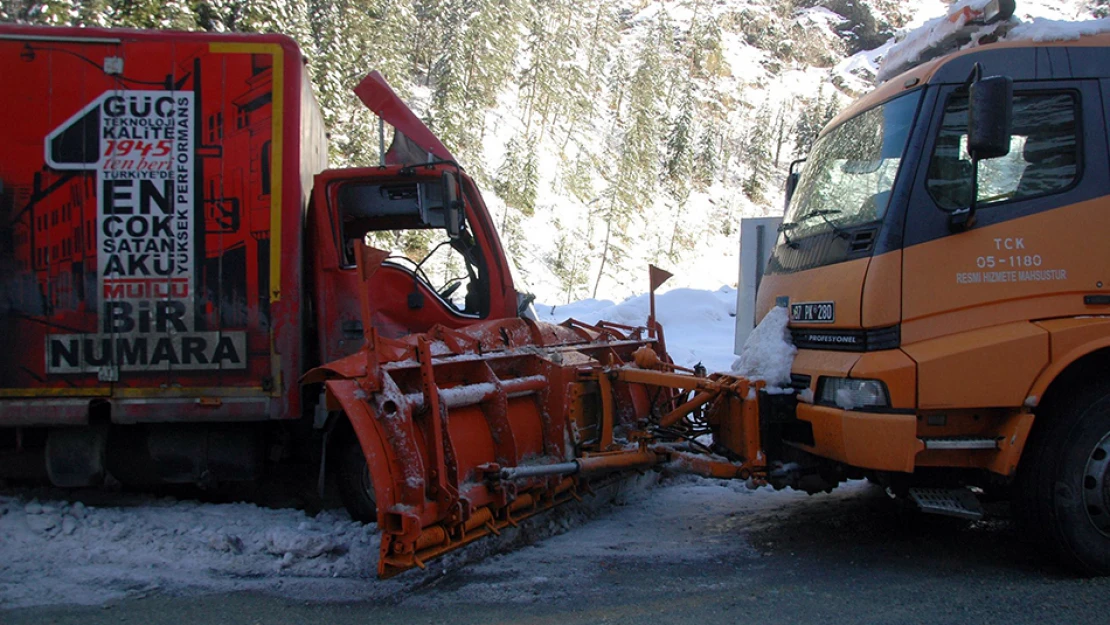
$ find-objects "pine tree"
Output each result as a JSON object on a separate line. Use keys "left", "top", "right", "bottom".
{"left": 427, "top": 0, "right": 524, "bottom": 174}
{"left": 663, "top": 91, "right": 695, "bottom": 259}
{"left": 303, "top": 0, "right": 415, "bottom": 166}
{"left": 75, "top": 0, "right": 108, "bottom": 26}
{"left": 741, "top": 104, "right": 773, "bottom": 203}
{"left": 244, "top": 0, "right": 309, "bottom": 40}
{"left": 555, "top": 0, "right": 616, "bottom": 153}
{"left": 518, "top": 0, "right": 589, "bottom": 146}
{"left": 494, "top": 132, "right": 539, "bottom": 217}
{"left": 793, "top": 89, "right": 840, "bottom": 157}
{"left": 194, "top": 0, "right": 247, "bottom": 31}
{"left": 158, "top": 0, "right": 195, "bottom": 29}
{"left": 592, "top": 25, "right": 662, "bottom": 298}
{"left": 22, "top": 0, "right": 73, "bottom": 25}
{"left": 664, "top": 92, "right": 694, "bottom": 197}
{"left": 771, "top": 106, "right": 792, "bottom": 167}
{"left": 672, "top": 0, "right": 728, "bottom": 120}
{"left": 693, "top": 125, "right": 718, "bottom": 192}
{"left": 546, "top": 216, "right": 592, "bottom": 304}
{"left": 304, "top": 0, "right": 357, "bottom": 163}
{"left": 427, "top": 0, "right": 470, "bottom": 156}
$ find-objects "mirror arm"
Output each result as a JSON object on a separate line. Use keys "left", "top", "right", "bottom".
{"left": 948, "top": 156, "right": 980, "bottom": 232}
{"left": 964, "top": 62, "right": 983, "bottom": 87}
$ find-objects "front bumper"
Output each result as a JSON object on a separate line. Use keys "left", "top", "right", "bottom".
{"left": 792, "top": 403, "right": 922, "bottom": 473}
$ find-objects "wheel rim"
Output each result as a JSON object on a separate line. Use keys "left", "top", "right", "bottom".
{"left": 358, "top": 462, "right": 377, "bottom": 509}
{"left": 1083, "top": 430, "right": 1110, "bottom": 537}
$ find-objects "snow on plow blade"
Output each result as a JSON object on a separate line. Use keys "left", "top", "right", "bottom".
{"left": 304, "top": 248, "right": 768, "bottom": 578}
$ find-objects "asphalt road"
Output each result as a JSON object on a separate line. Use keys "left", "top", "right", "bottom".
{"left": 7, "top": 480, "right": 1110, "bottom": 625}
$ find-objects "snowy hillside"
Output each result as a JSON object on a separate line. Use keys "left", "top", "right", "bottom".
{"left": 483, "top": 0, "right": 1103, "bottom": 304}
{"left": 2, "top": 0, "right": 1103, "bottom": 305}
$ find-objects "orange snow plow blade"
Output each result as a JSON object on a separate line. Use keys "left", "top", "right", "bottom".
{"left": 304, "top": 247, "right": 768, "bottom": 578}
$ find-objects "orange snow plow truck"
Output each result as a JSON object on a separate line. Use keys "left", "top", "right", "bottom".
{"left": 4, "top": 0, "right": 1110, "bottom": 579}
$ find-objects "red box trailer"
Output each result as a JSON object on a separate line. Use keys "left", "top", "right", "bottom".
{"left": 0, "top": 24, "right": 523, "bottom": 488}
{"left": 0, "top": 26, "right": 326, "bottom": 425}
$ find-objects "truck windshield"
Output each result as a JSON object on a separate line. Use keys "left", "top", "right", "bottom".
{"left": 783, "top": 90, "right": 922, "bottom": 240}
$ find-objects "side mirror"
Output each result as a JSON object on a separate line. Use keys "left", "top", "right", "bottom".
{"left": 968, "top": 75, "right": 1013, "bottom": 159}
{"left": 442, "top": 171, "right": 462, "bottom": 239}
{"left": 783, "top": 158, "right": 805, "bottom": 211}
{"left": 949, "top": 70, "right": 1013, "bottom": 232}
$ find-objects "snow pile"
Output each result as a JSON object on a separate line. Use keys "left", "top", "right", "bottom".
{"left": 538, "top": 286, "right": 739, "bottom": 374}
{"left": 0, "top": 493, "right": 388, "bottom": 609}
{"left": 1008, "top": 16, "right": 1110, "bottom": 41}
{"left": 877, "top": 0, "right": 999, "bottom": 83}
{"left": 439, "top": 382, "right": 497, "bottom": 407}
{"left": 876, "top": 0, "right": 1104, "bottom": 83}
{"left": 833, "top": 38, "right": 896, "bottom": 93}
{"left": 730, "top": 306, "right": 796, "bottom": 389}
{"left": 540, "top": 286, "right": 793, "bottom": 387}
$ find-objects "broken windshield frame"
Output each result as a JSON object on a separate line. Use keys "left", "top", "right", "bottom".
{"left": 782, "top": 90, "right": 923, "bottom": 242}
{"left": 334, "top": 173, "right": 488, "bottom": 317}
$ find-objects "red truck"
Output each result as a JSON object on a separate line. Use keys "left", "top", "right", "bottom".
{"left": 0, "top": 24, "right": 527, "bottom": 505}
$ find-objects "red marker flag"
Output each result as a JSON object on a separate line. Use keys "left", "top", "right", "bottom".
{"left": 649, "top": 265, "right": 673, "bottom": 293}
{"left": 648, "top": 265, "right": 672, "bottom": 340}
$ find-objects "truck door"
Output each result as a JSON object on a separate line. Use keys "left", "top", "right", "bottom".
{"left": 900, "top": 79, "right": 1108, "bottom": 407}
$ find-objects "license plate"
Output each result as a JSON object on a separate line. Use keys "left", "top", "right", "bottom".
{"left": 791, "top": 301, "right": 835, "bottom": 323}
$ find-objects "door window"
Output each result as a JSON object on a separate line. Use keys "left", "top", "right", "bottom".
{"left": 926, "top": 92, "right": 1079, "bottom": 210}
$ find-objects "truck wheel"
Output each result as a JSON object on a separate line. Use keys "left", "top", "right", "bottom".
{"left": 337, "top": 436, "right": 377, "bottom": 524}
{"left": 1017, "top": 384, "right": 1110, "bottom": 574}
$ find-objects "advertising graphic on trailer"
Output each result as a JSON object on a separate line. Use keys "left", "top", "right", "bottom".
{"left": 0, "top": 42, "right": 276, "bottom": 390}
{"left": 42, "top": 90, "right": 245, "bottom": 374}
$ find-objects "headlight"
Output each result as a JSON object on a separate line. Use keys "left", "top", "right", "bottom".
{"left": 818, "top": 377, "right": 890, "bottom": 410}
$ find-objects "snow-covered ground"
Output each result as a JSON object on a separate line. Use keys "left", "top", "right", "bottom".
{"left": 0, "top": 476, "right": 673, "bottom": 609}
{"left": 0, "top": 494, "right": 390, "bottom": 608}
{"left": 0, "top": 286, "right": 762, "bottom": 610}
{"left": 0, "top": 471, "right": 869, "bottom": 611}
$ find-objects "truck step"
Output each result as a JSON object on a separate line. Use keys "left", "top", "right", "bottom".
{"left": 920, "top": 436, "right": 999, "bottom": 450}
{"left": 908, "top": 487, "right": 984, "bottom": 520}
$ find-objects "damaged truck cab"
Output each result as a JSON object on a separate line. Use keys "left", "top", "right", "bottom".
{"left": 757, "top": 22, "right": 1110, "bottom": 572}
{"left": 0, "top": 25, "right": 522, "bottom": 491}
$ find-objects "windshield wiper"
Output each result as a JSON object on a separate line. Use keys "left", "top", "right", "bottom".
{"left": 787, "top": 209, "right": 850, "bottom": 240}
{"left": 808, "top": 209, "right": 850, "bottom": 239}
{"left": 797, "top": 209, "right": 842, "bottom": 222}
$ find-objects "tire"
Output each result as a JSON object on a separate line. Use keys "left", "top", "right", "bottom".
{"left": 1016, "top": 383, "right": 1110, "bottom": 574}
{"left": 336, "top": 435, "right": 377, "bottom": 524}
